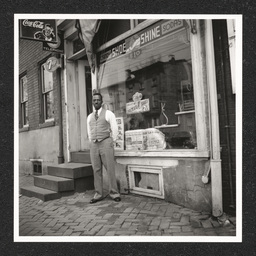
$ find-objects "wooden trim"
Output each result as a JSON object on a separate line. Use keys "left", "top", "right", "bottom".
{"left": 190, "top": 20, "right": 208, "bottom": 151}
{"left": 67, "top": 49, "right": 87, "bottom": 61}
{"left": 128, "top": 165, "right": 164, "bottom": 199}
{"left": 115, "top": 150, "right": 209, "bottom": 158}
{"left": 63, "top": 20, "right": 77, "bottom": 40}
{"left": 19, "top": 126, "right": 29, "bottom": 132}
{"left": 39, "top": 120, "right": 55, "bottom": 129}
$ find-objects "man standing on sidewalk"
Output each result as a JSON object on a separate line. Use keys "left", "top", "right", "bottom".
{"left": 87, "top": 92, "right": 121, "bottom": 204}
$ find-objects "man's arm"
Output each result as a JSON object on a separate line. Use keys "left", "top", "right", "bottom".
{"left": 87, "top": 114, "right": 92, "bottom": 141}
{"left": 106, "top": 110, "right": 118, "bottom": 142}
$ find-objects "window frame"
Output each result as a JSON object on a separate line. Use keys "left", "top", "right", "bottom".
{"left": 95, "top": 19, "right": 209, "bottom": 157}
{"left": 39, "top": 56, "right": 55, "bottom": 125}
{"left": 96, "top": 20, "right": 206, "bottom": 152}
{"left": 19, "top": 72, "right": 29, "bottom": 128}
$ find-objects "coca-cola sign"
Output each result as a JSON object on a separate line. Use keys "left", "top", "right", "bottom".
{"left": 20, "top": 19, "right": 57, "bottom": 43}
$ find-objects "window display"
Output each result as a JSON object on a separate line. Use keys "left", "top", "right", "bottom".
{"left": 98, "top": 19, "right": 197, "bottom": 150}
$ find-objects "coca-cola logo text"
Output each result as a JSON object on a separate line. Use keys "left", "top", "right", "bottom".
{"left": 22, "top": 20, "right": 44, "bottom": 29}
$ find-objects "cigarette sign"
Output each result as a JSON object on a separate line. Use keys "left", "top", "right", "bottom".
{"left": 126, "top": 99, "right": 150, "bottom": 114}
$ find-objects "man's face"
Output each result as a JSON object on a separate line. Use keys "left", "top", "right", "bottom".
{"left": 92, "top": 95, "right": 102, "bottom": 110}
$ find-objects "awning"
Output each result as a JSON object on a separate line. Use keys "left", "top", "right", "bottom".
{"left": 76, "top": 19, "right": 101, "bottom": 73}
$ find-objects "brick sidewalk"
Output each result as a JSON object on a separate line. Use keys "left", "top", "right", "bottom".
{"left": 18, "top": 174, "right": 236, "bottom": 237}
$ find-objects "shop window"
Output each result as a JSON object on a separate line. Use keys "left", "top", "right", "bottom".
{"left": 95, "top": 20, "right": 131, "bottom": 48}
{"left": 41, "top": 61, "right": 54, "bottom": 121}
{"left": 138, "top": 19, "right": 146, "bottom": 24}
{"left": 98, "top": 19, "right": 197, "bottom": 150}
{"left": 19, "top": 74, "right": 29, "bottom": 127}
{"left": 73, "top": 37, "right": 85, "bottom": 54}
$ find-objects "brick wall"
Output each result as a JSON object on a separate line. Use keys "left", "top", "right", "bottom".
{"left": 19, "top": 39, "right": 60, "bottom": 130}
{"left": 19, "top": 39, "right": 68, "bottom": 173}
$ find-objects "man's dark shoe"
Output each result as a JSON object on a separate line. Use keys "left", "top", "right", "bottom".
{"left": 113, "top": 197, "right": 121, "bottom": 202}
{"left": 90, "top": 198, "right": 102, "bottom": 204}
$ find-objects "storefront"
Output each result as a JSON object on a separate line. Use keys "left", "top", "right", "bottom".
{"left": 82, "top": 19, "right": 217, "bottom": 214}
{"left": 17, "top": 17, "right": 237, "bottom": 216}
{"left": 60, "top": 18, "right": 237, "bottom": 216}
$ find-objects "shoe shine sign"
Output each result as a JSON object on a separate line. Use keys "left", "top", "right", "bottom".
{"left": 99, "top": 19, "right": 185, "bottom": 64}
{"left": 19, "top": 19, "right": 58, "bottom": 43}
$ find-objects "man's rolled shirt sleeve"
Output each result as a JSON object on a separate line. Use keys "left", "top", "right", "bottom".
{"left": 87, "top": 114, "right": 92, "bottom": 141}
{"left": 106, "top": 110, "right": 118, "bottom": 141}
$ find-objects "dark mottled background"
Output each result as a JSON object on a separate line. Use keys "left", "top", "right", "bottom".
{"left": 0, "top": 0, "right": 255, "bottom": 255}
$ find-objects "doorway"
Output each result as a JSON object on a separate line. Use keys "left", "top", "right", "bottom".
{"left": 66, "top": 59, "right": 92, "bottom": 153}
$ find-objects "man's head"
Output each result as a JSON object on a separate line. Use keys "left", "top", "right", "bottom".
{"left": 92, "top": 93, "right": 103, "bottom": 111}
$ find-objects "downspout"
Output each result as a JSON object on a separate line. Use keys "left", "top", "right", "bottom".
{"left": 57, "top": 55, "right": 64, "bottom": 164}
{"left": 205, "top": 20, "right": 223, "bottom": 217}
{"left": 217, "top": 29, "right": 235, "bottom": 209}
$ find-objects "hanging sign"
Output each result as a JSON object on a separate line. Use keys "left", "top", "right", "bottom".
{"left": 43, "top": 33, "right": 64, "bottom": 53}
{"left": 45, "top": 57, "right": 61, "bottom": 72}
{"left": 20, "top": 19, "right": 57, "bottom": 43}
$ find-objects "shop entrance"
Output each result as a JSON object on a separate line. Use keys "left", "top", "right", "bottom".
{"left": 66, "top": 59, "right": 92, "bottom": 153}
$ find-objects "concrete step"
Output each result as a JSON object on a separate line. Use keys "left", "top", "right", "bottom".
{"left": 48, "top": 163, "right": 93, "bottom": 179}
{"left": 20, "top": 186, "right": 61, "bottom": 201}
{"left": 34, "top": 175, "right": 74, "bottom": 192}
{"left": 70, "top": 151, "right": 91, "bottom": 163}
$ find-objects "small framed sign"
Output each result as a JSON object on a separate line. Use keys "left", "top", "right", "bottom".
{"left": 45, "top": 57, "right": 61, "bottom": 72}
{"left": 20, "top": 19, "right": 57, "bottom": 43}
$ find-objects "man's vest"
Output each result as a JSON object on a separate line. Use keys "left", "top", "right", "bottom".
{"left": 89, "top": 108, "right": 110, "bottom": 142}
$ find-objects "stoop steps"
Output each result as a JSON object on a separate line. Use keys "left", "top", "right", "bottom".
{"left": 20, "top": 151, "right": 94, "bottom": 201}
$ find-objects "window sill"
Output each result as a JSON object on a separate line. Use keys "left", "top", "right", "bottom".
{"left": 39, "top": 120, "right": 55, "bottom": 129}
{"left": 19, "top": 126, "right": 29, "bottom": 133}
{"left": 115, "top": 149, "right": 209, "bottom": 158}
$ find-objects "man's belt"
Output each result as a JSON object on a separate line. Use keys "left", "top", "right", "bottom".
{"left": 93, "top": 136, "right": 110, "bottom": 143}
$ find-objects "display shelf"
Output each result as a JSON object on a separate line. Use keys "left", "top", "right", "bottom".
{"left": 175, "top": 110, "right": 195, "bottom": 115}
{"left": 154, "top": 124, "right": 179, "bottom": 128}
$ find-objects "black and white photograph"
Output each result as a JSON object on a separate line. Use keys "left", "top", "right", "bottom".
{"left": 14, "top": 14, "right": 242, "bottom": 243}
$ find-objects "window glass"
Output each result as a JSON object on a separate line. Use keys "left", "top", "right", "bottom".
{"left": 98, "top": 20, "right": 197, "bottom": 150}
{"left": 73, "top": 37, "right": 85, "bottom": 54}
{"left": 138, "top": 19, "right": 146, "bottom": 24}
{"left": 21, "top": 76, "right": 28, "bottom": 101}
{"left": 41, "top": 62, "right": 54, "bottom": 121}
{"left": 42, "top": 64, "right": 53, "bottom": 92}
{"left": 95, "top": 20, "right": 131, "bottom": 48}
{"left": 45, "top": 90, "right": 54, "bottom": 119}
{"left": 20, "top": 75, "right": 28, "bottom": 126}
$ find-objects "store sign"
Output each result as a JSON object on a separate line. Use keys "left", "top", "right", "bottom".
{"left": 100, "top": 19, "right": 185, "bottom": 64}
{"left": 43, "top": 33, "right": 64, "bottom": 53}
{"left": 126, "top": 92, "right": 150, "bottom": 114}
{"left": 20, "top": 19, "right": 57, "bottom": 43}
{"left": 126, "top": 19, "right": 184, "bottom": 53}
{"left": 99, "top": 40, "right": 126, "bottom": 64}
{"left": 45, "top": 57, "right": 61, "bottom": 72}
{"left": 115, "top": 117, "right": 124, "bottom": 150}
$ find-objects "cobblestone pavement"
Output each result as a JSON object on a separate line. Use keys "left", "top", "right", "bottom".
{"left": 19, "top": 174, "right": 236, "bottom": 237}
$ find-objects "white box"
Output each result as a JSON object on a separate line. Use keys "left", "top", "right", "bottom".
{"left": 125, "top": 129, "right": 147, "bottom": 150}
{"left": 146, "top": 128, "right": 166, "bottom": 150}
